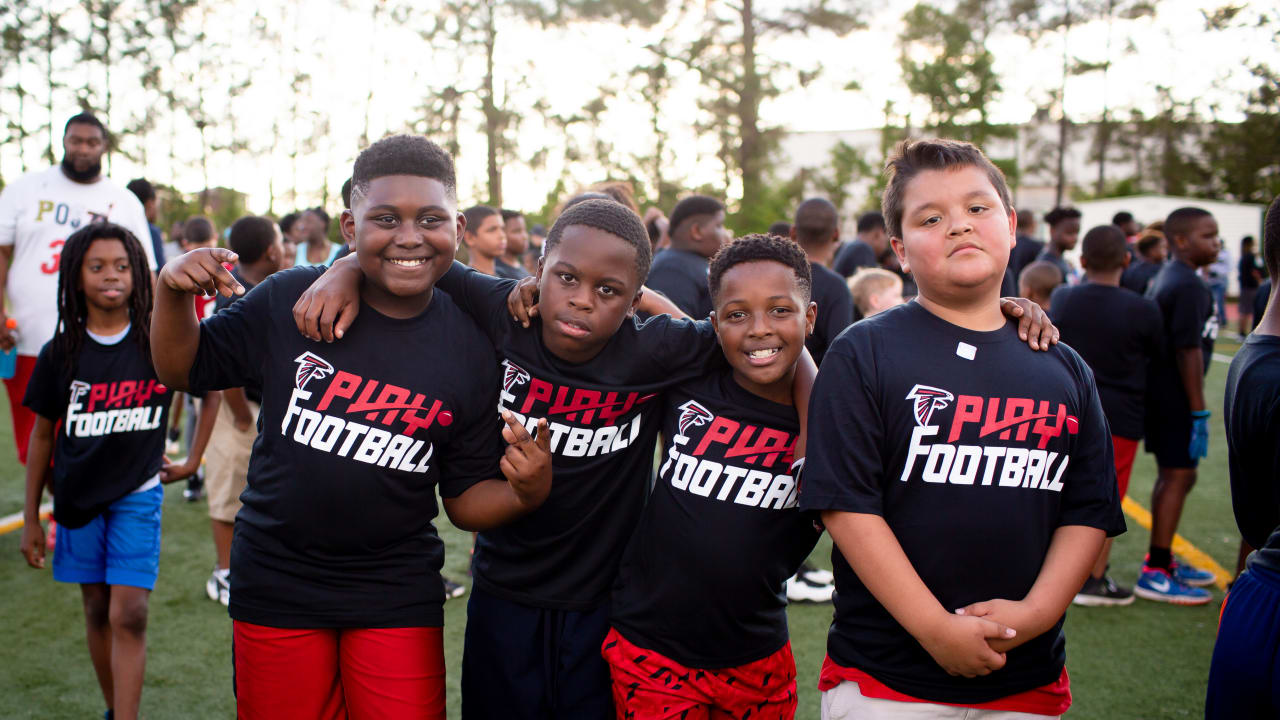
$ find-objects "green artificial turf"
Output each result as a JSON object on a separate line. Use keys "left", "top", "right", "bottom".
{"left": 0, "top": 353, "right": 1242, "bottom": 718}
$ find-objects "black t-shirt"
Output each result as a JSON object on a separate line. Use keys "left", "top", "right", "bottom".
{"left": 611, "top": 369, "right": 821, "bottom": 668}
{"left": 24, "top": 328, "right": 170, "bottom": 529}
{"left": 1035, "top": 249, "right": 1075, "bottom": 285}
{"left": 798, "top": 301, "right": 1125, "bottom": 705}
{"left": 437, "top": 262, "right": 721, "bottom": 609}
{"left": 833, "top": 240, "right": 877, "bottom": 278}
{"left": 647, "top": 248, "right": 714, "bottom": 319}
{"left": 188, "top": 265, "right": 503, "bottom": 629}
{"left": 1224, "top": 334, "right": 1280, "bottom": 574}
{"left": 1239, "top": 252, "right": 1260, "bottom": 290}
{"left": 808, "top": 262, "right": 855, "bottom": 366}
{"left": 1120, "top": 260, "right": 1161, "bottom": 295}
{"left": 213, "top": 267, "right": 263, "bottom": 404}
{"left": 1049, "top": 283, "right": 1163, "bottom": 439}
{"left": 495, "top": 258, "right": 531, "bottom": 281}
{"left": 1145, "top": 260, "right": 1216, "bottom": 415}
{"left": 1008, "top": 235, "right": 1045, "bottom": 281}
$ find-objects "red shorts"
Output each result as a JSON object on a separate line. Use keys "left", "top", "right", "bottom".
{"left": 1112, "top": 435, "right": 1139, "bottom": 499}
{"left": 3, "top": 354, "right": 39, "bottom": 465}
{"left": 232, "top": 621, "right": 445, "bottom": 720}
{"left": 601, "top": 627, "right": 797, "bottom": 720}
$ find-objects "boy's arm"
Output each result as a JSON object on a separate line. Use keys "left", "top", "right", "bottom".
{"left": 1175, "top": 347, "right": 1206, "bottom": 411}
{"left": 20, "top": 416, "right": 56, "bottom": 569}
{"left": 823, "top": 510, "right": 1015, "bottom": 677}
{"left": 152, "top": 248, "right": 243, "bottom": 389}
{"left": 957, "top": 524, "right": 1105, "bottom": 653}
{"left": 442, "top": 414, "right": 552, "bottom": 531}
{"left": 222, "top": 387, "right": 253, "bottom": 432}
{"left": 162, "top": 392, "right": 221, "bottom": 483}
{"left": 293, "top": 254, "right": 362, "bottom": 342}
{"left": 792, "top": 348, "right": 817, "bottom": 459}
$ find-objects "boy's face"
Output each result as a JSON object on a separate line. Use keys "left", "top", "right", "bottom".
{"left": 263, "top": 225, "right": 287, "bottom": 272}
{"left": 504, "top": 215, "right": 528, "bottom": 256}
{"left": 711, "top": 260, "right": 815, "bottom": 399}
{"left": 1050, "top": 218, "right": 1081, "bottom": 251}
{"left": 465, "top": 214, "right": 507, "bottom": 260}
{"left": 80, "top": 238, "right": 132, "bottom": 312}
{"left": 1145, "top": 238, "right": 1168, "bottom": 264}
{"left": 1175, "top": 216, "right": 1220, "bottom": 267}
{"left": 344, "top": 174, "right": 459, "bottom": 317}
{"left": 690, "top": 210, "right": 730, "bottom": 258}
{"left": 891, "top": 166, "right": 1015, "bottom": 300}
{"left": 180, "top": 235, "right": 216, "bottom": 253}
{"left": 535, "top": 225, "right": 643, "bottom": 364}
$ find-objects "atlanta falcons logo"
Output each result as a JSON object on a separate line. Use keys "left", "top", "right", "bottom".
{"left": 502, "top": 359, "right": 530, "bottom": 393}
{"left": 294, "top": 352, "right": 335, "bottom": 391}
{"left": 905, "top": 384, "right": 954, "bottom": 428}
{"left": 673, "top": 400, "right": 714, "bottom": 444}
{"left": 69, "top": 380, "right": 91, "bottom": 404}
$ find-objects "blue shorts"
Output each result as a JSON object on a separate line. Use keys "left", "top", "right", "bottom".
{"left": 1205, "top": 563, "right": 1280, "bottom": 718}
{"left": 53, "top": 484, "right": 163, "bottom": 590}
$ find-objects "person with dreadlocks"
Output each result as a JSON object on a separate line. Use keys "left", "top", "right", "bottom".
{"left": 19, "top": 222, "right": 175, "bottom": 720}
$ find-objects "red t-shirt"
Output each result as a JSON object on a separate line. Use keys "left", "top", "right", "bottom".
{"left": 818, "top": 655, "right": 1071, "bottom": 716}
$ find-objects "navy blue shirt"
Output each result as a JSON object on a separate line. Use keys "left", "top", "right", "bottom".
{"left": 1224, "top": 334, "right": 1280, "bottom": 575}
{"left": 1145, "top": 260, "right": 1216, "bottom": 417}
{"left": 808, "top": 262, "right": 855, "bottom": 366}
{"left": 833, "top": 240, "right": 877, "bottom": 278}
{"left": 647, "top": 248, "right": 714, "bottom": 319}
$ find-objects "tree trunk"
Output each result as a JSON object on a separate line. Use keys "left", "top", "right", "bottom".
{"left": 44, "top": 12, "right": 56, "bottom": 164}
{"left": 1055, "top": 3, "right": 1071, "bottom": 207}
{"left": 737, "top": 0, "right": 762, "bottom": 213}
{"left": 482, "top": 0, "right": 502, "bottom": 208}
{"left": 1094, "top": 0, "right": 1114, "bottom": 197}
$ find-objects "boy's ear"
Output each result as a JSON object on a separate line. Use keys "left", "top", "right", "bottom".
{"left": 891, "top": 236, "right": 909, "bottom": 274}
{"left": 339, "top": 209, "right": 356, "bottom": 245}
{"left": 805, "top": 300, "right": 817, "bottom": 336}
{"left": 455, "top": 212, "right": 467, "bottom": 249}
{"left": 628, "top": 287, "right": 643, "bottom": 318}
{"left": 1005, "top": 208, "right": 1017, "bottom": 249}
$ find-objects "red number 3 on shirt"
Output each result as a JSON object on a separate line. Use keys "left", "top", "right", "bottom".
{"left": 40, "top": 239, "right": 65, "bottom": 275}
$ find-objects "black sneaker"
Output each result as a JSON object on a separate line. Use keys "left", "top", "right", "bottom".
{"left": 1073, "top": 574, "right": 1135, "bottom": 607}
{"left": 183, "top": 470, "right": 204, "bottom": 502}
{"left": 443, "top": 576, "right": 467, "bottom": 600}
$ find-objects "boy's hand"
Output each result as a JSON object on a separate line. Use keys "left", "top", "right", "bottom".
{"left": 20, "top": 522, "right": 46, "bottom": 569}
{"left": 956, "top": 599, "right": 1036, "bottom": 654}
{"left": 1000, "top": 297, "right": 1059, "bottom": 351}
{"left": 507, "top": 276, "right": 539, "bottom": 328}
{"left": 159, "top": 248, "right": 243, "bottom": 298}
{"left": 160, "top": 457, "right": 199, "bottom": 484}
{"left": 918, "top": 612, "right": 1014, "bottom": 678}
{"left": 293, "top": 257, "right": 364, "bottom": 342}
{"left": 499, "top": 410, "right": 552, "bottom": 509}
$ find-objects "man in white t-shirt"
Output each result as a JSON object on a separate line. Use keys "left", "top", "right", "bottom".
{"left": 0, "top": 112, "right": 156, "bottom": 464}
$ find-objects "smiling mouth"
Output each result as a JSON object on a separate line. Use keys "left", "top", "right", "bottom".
{"left": 745, "top": 347, "right": 781, "bottom": 365}
{"left": 387, "top": 258, "right": 428, "bottom": 267}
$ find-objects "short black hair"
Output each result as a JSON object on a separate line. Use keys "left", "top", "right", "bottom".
{"left": 126, "top": 178, "right": 155, "bottom": 204}
{"left": 544, "top": 198, "right": 652, "bottom": 284}
{"left": 794, "top": 198, "right": 838, "bottom": 247}
{"left": 308, "top": 207, "right": 330, "bottom": 231}
{"left": 1164, "top": 206, "right": 1213, "bottom": 242}
{"left": 1044, "top": 206, "right": 1082, "bottom": 227}
{"left": 229, "top": 216, "right": 278, "bottom": 265}
{"left": 1136, "top": 229, "right": 1165, "bottom": 256}
{"left": 708, "top": 233, "right": 812, "bottom": 305}
{"left": 341, "top": 178, "right": 352, "bottom": 209}
{"left": 1263, "top": 195, "right": 1280, "bottom": 280}
{"left": 530, "top": 224, "right": 546, "bottom": 237}
{"left": 1242, "top": 235, "right": 1255, "bottom": 248}
{"left": 64, "top": 112, "right": 105, "bottom": 136}
{"left": 856, "top": 211, "right": 886, "bottom": 234}
{"left": 563, "top": 192, "right": 613, "bottom": 213}
{"left": 463, "top": 205, "right": 499, "bottom": 235}
{"left": 881, "top": 139, "right": 1012, "bottom": 239}
{"left": 501, "top": 209, "right": 524, "bottom": 223}
{"left": 767, "top": 221, "right": 792, "bottom": 237}
{"left": 350, "top": 134, "right": 456, "bottom": 205}
{"left": 1112, "top": 211, "right": 1135, "bottom": 226}
{"left": 646, "top": 218, "right": 663, "bottom": 247}
{"left": 1081, "top": 224, "right": 1128, "bottom": 272}
{"left": 1016, "top": 208, "right": 1036, "bottom": 232}
{"left": 280, "top": 212, "right": 300, "bottom": 235}
{"left": 669, "top": 195, "right": 724, "bottom": 236}
{"left": 183, "top": 216, "right": 215, "bottom": 245}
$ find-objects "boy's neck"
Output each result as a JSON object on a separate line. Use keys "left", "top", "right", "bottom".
{"left": 1174, "top": 252, "right": 1202, "bottom": 270}
{"left": 238, "top": 261, "right": 273, "bottom": 286}
{"left": 469, "top": 253, "right": 496, "bottom": 275}
{"left": 538, "top": 322, "right": 608, "bottom": 366}
{"left": 86, "top": 306, "right": 131, "bottom": 336}
{"left": 1085, "top": 269, "right": 1123, "bottom": 286}
{"left": 1046, "top": 242, "right": 1065, "bottom": 257}
{"left": 501, "top": 252, "right": 524, "bottom": 269}
{"left": 914, "top": 285, "right": 1006, "bottom": 332}
{"left": 732, "top": 367, "right": 795, "bottom": 407}
{"left": 1256, "top": 287, "right": 1280, "bottom": 337}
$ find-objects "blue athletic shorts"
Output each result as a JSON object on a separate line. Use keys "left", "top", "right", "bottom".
{"left": 53, "top": 483, "right": 163, "bottom": 590}
{"left": 1205, "top": 562, "right": 1280, "bottom": 718}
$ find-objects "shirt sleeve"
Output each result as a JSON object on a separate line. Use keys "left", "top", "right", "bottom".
{"left": 797, "top": 338, "right": 887, "bottom": 515}
{"left": 436, "top": 346, "right": 504, "bottom": 498}
{"left": 434, "top": 261, "right": 516, "bottom": 345}
{"left": 22, "top": 343, "right": 65, "bottom": 422}
{"left": 636, "top": 315, "right": 722, "bottom": 380}
{"left": 1166, "top": 280, "right": 1210, "bottom": 350}
{"left": 187, "top": 274, "right": 277, "bottom": 393}
{"left": 1056, "top": 356, "right": 1127, "bottom": 536}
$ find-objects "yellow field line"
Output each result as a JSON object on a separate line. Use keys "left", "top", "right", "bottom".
{"left": 0, "top": 503, "right": 53, "bottom": 535}
{"left": 1121, "top": 495, "right": 1232, "bottom": 590}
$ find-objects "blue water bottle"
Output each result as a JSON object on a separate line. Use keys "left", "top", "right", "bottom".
{"left": 0, "top": 319, "right": 19, "bottom": 379}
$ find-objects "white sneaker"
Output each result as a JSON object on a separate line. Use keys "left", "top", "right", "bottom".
{"left": 786, "top": 574, "right": 834, "bottom": 603}
{"left": 799, "top": 564, "right": 835, "bottom": 585}
{"left": 206, "top": 567, "right": 230, "bottom": 606}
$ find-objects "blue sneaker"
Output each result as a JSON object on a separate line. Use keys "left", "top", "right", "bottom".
{"left": 1170, "top": 560, "right": 1216, "bottom": 587}
{"left": 1134, "top": 566, "right": 1212, "bottom": 605}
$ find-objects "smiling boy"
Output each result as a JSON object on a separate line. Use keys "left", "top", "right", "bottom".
{"left": 150, "top": 135, "right": 551, "bottom": 719}
{"left": 800, "top": 139, "right": 1124, "bottom": 719}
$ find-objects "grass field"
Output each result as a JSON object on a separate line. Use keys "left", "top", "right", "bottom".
{"left": 0, "top": 347, "right": 1244, "bottom": 719}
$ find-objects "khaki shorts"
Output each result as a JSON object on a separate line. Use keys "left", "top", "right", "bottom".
{"left": 205, "top": 397, "right": 258, "bottom": 522}
{"left": 821, "top": 681, "right": 1060, "bottom": 720}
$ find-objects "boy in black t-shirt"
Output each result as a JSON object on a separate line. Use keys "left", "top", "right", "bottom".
{"left": 800, "top": 139, "right": 1124, "bottom": 719}
{"left": 1120, "top": 229, "right": 1167, "bottom": 295}
{"left": 1207, "top": 194, "right": 1280, "bottom": 718}
{"left": 151, "top": 135, "right": 552, "bottom": 719}
{"left": 20, "top": 223, "right": 173, "bottom": 720}
{"left": 1036, "top": 207, "right": 1081, "bottom": 286}
{"left": 1050, "top": 225, "right": 1163, "bottom": 606}
{"left": 608, "top": 234, "right": 822, "bottom": 717}
{"left": 790, "top": 197, "right": 854, "bottom": 367}
{"left": 1136, "top": 207, "right": 1222, "bottom": 605}
{"left": 646, "top": 194, "right": 729, "bottom": 318}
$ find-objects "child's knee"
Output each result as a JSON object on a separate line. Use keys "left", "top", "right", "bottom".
{"left": 82, "top": 586, "right": 111, "bottom": 628}
{"left": 109, "top": 592, "right": 150, "bottom": 636}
